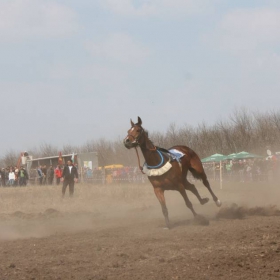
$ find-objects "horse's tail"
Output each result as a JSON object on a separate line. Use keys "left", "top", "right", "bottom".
{"left": 188, "top": 167, "right": 203, "bottom": 181}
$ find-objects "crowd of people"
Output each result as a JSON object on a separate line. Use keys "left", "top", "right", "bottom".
{"left": 0, "top": 164, "right": 146, "bottom": 187}
{"left": 28, "top": 165, "right": 71, "bottom": 186}
{"left": 1, "top": 156, "right": 279, "bottom": 187}
{"left": 1, "top": 160, "right": 79, "bottom": 197}
{"left": 204, "top": 156, "right": 280, "bottom": 182}
{"left": 0, "top": 166, "right": 29, "bottom": 187}
{"left": 0, "top": 165, "right": 65, "bottom": 187}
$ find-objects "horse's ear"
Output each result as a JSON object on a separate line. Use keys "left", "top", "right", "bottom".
{"left": 137, "top": 116, "right": 142, "bottom": 126}
{"left": 130, "top": 119, "right": 135, "bottom": 127}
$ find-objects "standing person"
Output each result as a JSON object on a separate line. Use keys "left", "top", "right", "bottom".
{"left": 61, "top": 160, "right": 78, "bottom": 197}
{"left": 1, "top": 168, "right": 6, "bottom": 187}
{"left": 54, "top": 165, "right": 62, "bottom": 185}
{"left": 47, "top": 165, "right": 54, "bottom": 185}
{"left": 37, "top": 166, "right": 43, "bottom": 185}
{"left": 14, "top": 169, "right": 19, "bottom": 186}
{"left": 42, "top": 165, "right": 47, "bottom": 185}
{"left": 8, "top": 168, "right": 15, "bottom": 186}
{"left": 18, "top": 166, "right": 29, "bottom": 186}
{"left": 14, "top": 167, "right": 19, "bottom": 186}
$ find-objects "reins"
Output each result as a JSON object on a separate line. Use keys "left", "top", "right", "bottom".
{"left": 134, "top": 147, "right": 145, "bottom": 174}
{"left": 130, "top": 126, "right": 159, "bottom": 174}
{"left": 134, "top": 146, "right": 165, "bottom": 174}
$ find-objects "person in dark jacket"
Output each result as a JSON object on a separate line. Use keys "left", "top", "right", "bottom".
{"left": 61, "top": 160, "right": 78, "bottom": 197}
{"left": 1, "top": 168, "right": 6, "bottom": 186}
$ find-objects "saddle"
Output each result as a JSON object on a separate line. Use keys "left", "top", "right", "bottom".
{"left": 143, "top": 147, "right": 184, "bottom": 176}
{"left": 157, "top": 147, "right": 185, "bottom": 163}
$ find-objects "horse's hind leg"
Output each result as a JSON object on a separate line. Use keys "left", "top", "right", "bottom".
{"left": 184, "top": 180, "right": 209, "bottom": 205}
{"left": 154, "top": 187, "right": 170, "bottom": 229}
{"left": 201, "top": 173, "right": 222, "bottom": 207}
{"left": 189, "top": 157, "right": 222, "bottom": 207}
{"left": 178, "top": 185, "right": 197, "bottom": 217}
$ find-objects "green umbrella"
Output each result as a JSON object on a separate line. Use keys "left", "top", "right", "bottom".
{"left": 228, "top": 151, "right": 263, "bottom": 160}
{"left": 201, "top": 153, "right": 229, "bottom": 163}
{"left": 236, "top": 151, "right": 263, "bottom": 159}
{"left": 228, "top": 153, "right": 236, "bottom": 157}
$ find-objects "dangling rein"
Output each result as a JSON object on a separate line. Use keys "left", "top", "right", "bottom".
{"left": 135, "top": 147, "right": 145, "bottom": 174}
{"left": 134, "top": 147, "right": 166, "bottom": 175}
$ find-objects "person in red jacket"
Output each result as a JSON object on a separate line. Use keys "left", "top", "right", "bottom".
{"left": 54, "top": 165, "right": 62, "bottom": 185}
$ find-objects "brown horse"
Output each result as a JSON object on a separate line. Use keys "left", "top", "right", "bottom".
{"left": 123, "top": 117, "right": 221, "bottom": 228}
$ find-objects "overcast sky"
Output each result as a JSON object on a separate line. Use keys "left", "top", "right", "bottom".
{"left": 1, "top": 0, "right": 280, "bottom": 155}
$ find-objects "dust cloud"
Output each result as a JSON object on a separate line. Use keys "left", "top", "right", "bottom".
{"left": 1, "top": 180, "right": 280, "bottom": 240}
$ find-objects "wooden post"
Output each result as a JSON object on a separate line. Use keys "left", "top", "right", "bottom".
{"left": 80, "top": 167, "right": 83, "bottom": 183}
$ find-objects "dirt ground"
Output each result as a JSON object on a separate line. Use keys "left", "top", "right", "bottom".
{"left": 1, "top": 180, "right": 280, "bottom": 280}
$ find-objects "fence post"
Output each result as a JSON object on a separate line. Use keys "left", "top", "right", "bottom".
{"left": 220, "top": 160, "right": 223, "bottom": 189}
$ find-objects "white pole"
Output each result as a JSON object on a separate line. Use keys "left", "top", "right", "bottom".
{"left": 220, "top": 160, "right": 223, "bottom": 189}
{"left": 213, "top": 162, "right": 215, "bottom": 181}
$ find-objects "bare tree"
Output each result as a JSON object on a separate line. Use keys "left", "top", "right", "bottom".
{"left": 39, "top": 143, "right": 59, "bottom": 157}
{"left": 1, "top": 109, "right": 280, "bottom": 168}
{"left": 2, "top": 150, "right": 20, "bottom": 167}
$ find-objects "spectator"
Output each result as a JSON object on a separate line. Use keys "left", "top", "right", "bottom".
{"left": 86, "top": 168, "right": 93, "bottom": 180}
{"left": 5, "top": 168, "right": 9, "bottom": 185}
{"left": 18, "top": 166, "right": 29, "bottom": 186}
{"left": 37, "top": 166, "right": 43, "bottom": 185}
{"left": 8, "top": 168, "right": 15, "bottom": 186}
{"left": 61, "top": 159, "right": 78, "bottom": 197}
{"left": 47, "top": 165, "right": 54, "bottom": 185}
{"left": 42, "top": 165, "right": 47, "bottom": 185}
{"left": 225, "top": 160, "right": 232, "bottom": 181}
{"left": 14, "top": 169, "right": 19, "bottom": 186}
{"left": 1, "top": 168, "right": 6, "bottom": 187}
{"left": 54, "top": 165, "right": 62, "bottom": 185}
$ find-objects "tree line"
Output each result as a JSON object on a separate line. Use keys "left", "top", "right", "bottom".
{"left": 1, "top": 109, "right": 280, "bottom": 167}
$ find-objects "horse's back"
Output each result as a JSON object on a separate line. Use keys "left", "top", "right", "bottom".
{"left": 169, "top": 145, "right": 200, "bottom": 160}
{"left": 169, "top": 145, "right": 206, "bottom": 177}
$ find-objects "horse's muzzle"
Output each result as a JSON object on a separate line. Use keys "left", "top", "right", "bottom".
{"left": 123, "top": 137, "right": 137, "bottom": 149}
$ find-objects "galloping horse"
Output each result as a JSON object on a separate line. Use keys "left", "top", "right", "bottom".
{"left": 123, "top": 117, "right": 221, "bottom": 228}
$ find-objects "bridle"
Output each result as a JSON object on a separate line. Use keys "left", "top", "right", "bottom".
{"left": 126, "top": 125, "right": 157, "bottom": 174}
{"left": 126, "top": 126, "right": 144, "bottom": 146}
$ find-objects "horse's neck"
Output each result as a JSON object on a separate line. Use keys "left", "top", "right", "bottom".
{"left": 140, "top": 137, "right": 161, "bottom": 166}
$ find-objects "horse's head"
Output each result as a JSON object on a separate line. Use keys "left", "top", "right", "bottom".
{"left": 123, "top": 116, "right": 144, "bottom": 149}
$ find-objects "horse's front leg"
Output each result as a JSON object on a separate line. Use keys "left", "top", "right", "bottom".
{"left": 154, "top": 187, "right": 170, "bottom": 229}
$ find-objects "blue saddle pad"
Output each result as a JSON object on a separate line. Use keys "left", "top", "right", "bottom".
{"left": 168, "top": 149, "right": 185, "bottom": 162}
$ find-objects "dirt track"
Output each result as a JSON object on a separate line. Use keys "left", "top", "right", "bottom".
{"left": 1, "top": 181, "right": 280, "bottom": 279}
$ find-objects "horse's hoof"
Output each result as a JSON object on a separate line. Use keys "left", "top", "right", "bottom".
{"left": 201, "top": 197, "right": 209, "bottom": 205}
{"left": 215, "top": 199, "right": 222, "bottom": 207}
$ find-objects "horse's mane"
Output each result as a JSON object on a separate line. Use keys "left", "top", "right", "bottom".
{"left": 143, "top": 129, "right": 155, "bottom": 145}
{"left": 144, "top": 129, "right": 149, "bottom": 137}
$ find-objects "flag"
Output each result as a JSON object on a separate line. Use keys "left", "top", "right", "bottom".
{"left": 71, "top": 152, "right": 75, "bottom": 163}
